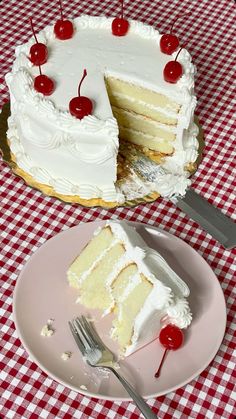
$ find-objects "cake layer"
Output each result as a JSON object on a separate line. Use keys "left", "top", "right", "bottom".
{"left": 112, "top": 107, "right": 176, "bottom": 141}
{"left": 112, "top": 266, "right": 153, "bottom": 350}
{"left": 105, "top": 77, "right": 181, "bottom": 113}
{"left": 79, "top": 242, "right": 125, "bottom": 310}
{"left": 119, "top": 126, "right": 174, "bottom": 154}
{"left": 107, "top": 91, "right": 178, "bottom": 125}
{"left": 68, "top": 226, "right": 114, "bottom": 288}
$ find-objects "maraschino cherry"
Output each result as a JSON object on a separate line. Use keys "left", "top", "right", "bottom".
{"left": 155, "top": 324, "right": 184, "bottom": 378}
{"left": 69, "top": 69, "right": 93, "bottom": 119}
{"left": 112, "top": 0, "right": 129, "bottom": 36}
{"left": 163, "top": 47, "right": 184, "bottom": 83}
{"left": 54, "top": 0, "right": 74, "bottom": 40}
{"left": 29, "top": 18, "right": 48, "bottom": 66}
{"left": 160, "top": 13, "right": 189, "bottom": 55}
{"left": 34, "top": 65, "right": 55, "bottom": 96}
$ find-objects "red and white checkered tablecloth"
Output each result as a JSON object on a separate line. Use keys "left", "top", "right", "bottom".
{"left": 1, "top": 0, "right": 235, "bottom": 418}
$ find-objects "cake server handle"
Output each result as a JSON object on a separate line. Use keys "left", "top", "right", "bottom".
{"left": 173, "top": 188, "right": 236, "bottom": 249}
{"left": 105, "top": 366, "right": 158, "bottom": 418}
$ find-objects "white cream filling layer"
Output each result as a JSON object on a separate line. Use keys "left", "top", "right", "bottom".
{"left": 110, "top": 92, "right": 179, "bottom": 118}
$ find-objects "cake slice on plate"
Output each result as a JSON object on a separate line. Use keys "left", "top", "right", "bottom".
{"left": 67, "top": 221, "right": 192, "bottom": 356}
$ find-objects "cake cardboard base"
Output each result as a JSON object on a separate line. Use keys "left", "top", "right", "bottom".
{"left": 0, "top": 102, "right": 204, "bottom": 208}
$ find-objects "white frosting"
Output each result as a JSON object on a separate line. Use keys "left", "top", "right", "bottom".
{"left": 166, "top": 297, "right": 193, "bottom": 328}
{"left": 106, "top": 222, "right": 192, "bottom": 355}
{"left": 5, "top": 14, "right": 198, "bottom": 202}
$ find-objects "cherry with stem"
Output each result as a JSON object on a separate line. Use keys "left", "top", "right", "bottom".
{"left": 59, "top": 0, "right": 64, "bottom": 21}
{"left": 54, "top": 0, "right": 74, "bottom": 40}
{"left": 160, "top": 13, "right": 190, "bottom": 55}
{"left": 34, "top": 65, "right": 55, "bottom": 96}
{"left": 69, "top": 69, "right": 93, "bottom": 119}
{"left": 112, "top": 0, "right": 129, "bottom": 37}
{"left": 29, "top": 18, "right": 48, "bottom": 66}
{"left": 155, "top": 324, "right": 184, "bottom": 378}
{"left": 163, "top": 47, "right": 184, "bottom": 84}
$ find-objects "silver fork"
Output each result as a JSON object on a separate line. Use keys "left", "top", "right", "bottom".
{"left": 69, "top": 316, "right": 158, "bottom": 419}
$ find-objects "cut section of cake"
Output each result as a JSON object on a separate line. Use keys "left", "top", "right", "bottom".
{"left": 105, "top": 76, "right": 178, "bottom": 155}
{"left": 67, "top": 221, "right": 192, "bottom": 356}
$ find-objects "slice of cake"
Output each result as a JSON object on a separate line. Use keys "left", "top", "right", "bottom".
{"left": 67, "top": 221, "right": 192, "bottom": 356}
{"left": 5, "top": 15, "right": 199, "bottom": 206}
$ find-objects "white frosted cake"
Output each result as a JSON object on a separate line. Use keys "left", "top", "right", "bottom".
{"left": 5, "top": 15, "right": 198, "bottom": 206}
{"left": 67, "top": 221, "right": 192, "bottom": 356}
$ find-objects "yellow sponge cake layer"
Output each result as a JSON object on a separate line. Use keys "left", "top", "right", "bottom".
{"left": 105, "top": 77, "right": 180, "bottom": 113}
{"left": 119, "top": 126, "right": 174, "bottom": 154}
{"left": 112, "top": 265, "right": 153, "bottom": 350}
{"left": 108, "top": 91, "right": 177, "bottom": 126}
{"left": 112, "top": 107, "right": 176, "bottom": 142}
{"left": 67, "top": 226, "right": 114, "bottom": 288}
{"left": 79, "top": 242, "right": 125, "bottom": 310}
{"left": 112, "top": 264, "right": 137, "bottom": 298}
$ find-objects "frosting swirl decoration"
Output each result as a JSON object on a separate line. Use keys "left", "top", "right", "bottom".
{"left": 166, "top": 297, "right": 193, "bottom": 328}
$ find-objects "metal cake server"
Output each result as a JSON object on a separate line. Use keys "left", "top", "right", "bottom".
{"left": 173, "top": 189, "right": 236, "bottom": 249}
{"left": 129, "top": 152, "right": 236, "bottom": 249}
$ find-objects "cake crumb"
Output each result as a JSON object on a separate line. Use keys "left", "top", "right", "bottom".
{"left": 80, "top": 384, "right": 88, "bottom": 390}
{"left": 61, "top": 351, "right": 72, "bottom": 361}
{"left": 40, "top": 319, "right": 55, "bottom": 337}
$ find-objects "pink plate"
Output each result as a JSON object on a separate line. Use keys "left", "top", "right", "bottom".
{"left": 13, "top": 221, "right": 227, "bottom": 401}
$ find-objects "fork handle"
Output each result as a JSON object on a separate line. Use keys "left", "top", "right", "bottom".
{"left": 106, "top": 367, "right": 158, "bottom": 419}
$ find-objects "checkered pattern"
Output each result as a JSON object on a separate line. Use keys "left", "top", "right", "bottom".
{"left": 1, "top": 0, "right": 235, "bottom": 418}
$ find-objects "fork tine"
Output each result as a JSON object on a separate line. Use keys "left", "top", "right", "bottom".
{"left": 80, "top": 316, "right": 107, "bottom": 351}
{"left": 74, "top": 318, "right": 95, "bottom": 350}
{"left": 70, "top": 318, "right": 156, "bottom": 418}
{"left": 68, "top": 320, "right": 86, "bottom": 355}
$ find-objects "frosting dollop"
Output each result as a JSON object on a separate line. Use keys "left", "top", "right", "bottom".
{"left": 166, "top": 297, "right": 193, "bottom": 328}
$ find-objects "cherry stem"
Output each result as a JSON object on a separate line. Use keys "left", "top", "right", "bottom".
{"left": 154, "top": 348, "right": 168, "bottom": 378}
{"left": 78, "top": 69, "right": 87, "bottom": 97}
{"left": 170, "top": 12, "right": 190, "bottom": 34}
{"left": 175, "top": 47, "right": 184, "bottom": 62}
{"left": 39, "top": 65, "right": 42, "bottom": 76}
{"left": 30, "top": 18, "right": 38, "bottom": 44}
{"left": 59, "top": 0, "right": 64, "bottom": 21}
{"left": 121, "top": 0, "right": 124, "bottom": 19}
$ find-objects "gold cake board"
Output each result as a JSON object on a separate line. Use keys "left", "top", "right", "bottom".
{"left": 0, "top": 102, "right": 204, "bottom": 208}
